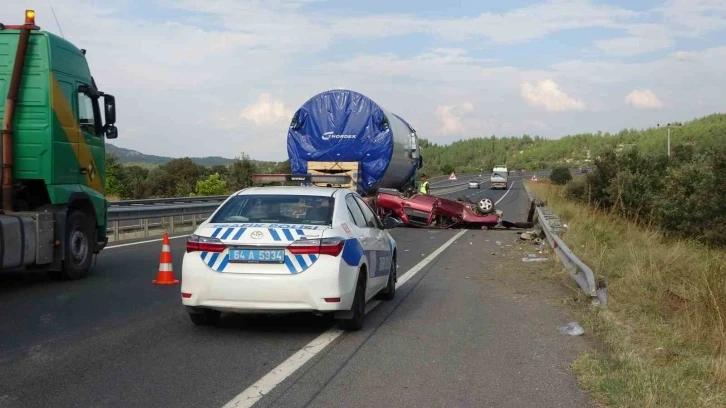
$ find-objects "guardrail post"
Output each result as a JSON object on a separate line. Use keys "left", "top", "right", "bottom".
{"left": 113, "top": 221, "right": 119, "bottom": 242}
{"left": 169, "top": 216, "right": 175, "bottom": 233}
{"left": 192, "top": 214, "right": 197, "bottom": 229}
{"left": 143, "top": 218, "right": 149, "bottom": 238}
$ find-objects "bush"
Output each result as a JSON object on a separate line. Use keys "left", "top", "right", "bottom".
{"left": 564, "top": 146, "right": 726, "bottom": 247}
{"left": 564, "top": 178, "right": 588, "bottom": 202}
{"left": 550, "top": 167, "right": 572, "bottom": 185}
{"left": 656, "top": 150, "right": 726, "bottom": 246}
{"left": 196, "top": 173, "right": 228, "bottom": 196}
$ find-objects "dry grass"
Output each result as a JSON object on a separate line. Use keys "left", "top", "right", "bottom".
{"left": 528, "top": 180, "right": 726, "bottom": 408}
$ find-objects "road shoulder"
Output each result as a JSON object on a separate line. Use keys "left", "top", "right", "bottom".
{"left": 258, "top": 229, "right": 596, "bottom": 407}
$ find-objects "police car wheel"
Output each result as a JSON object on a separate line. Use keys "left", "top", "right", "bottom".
{"left": 339, "top": 277, "right": 365, "bottom": 331}
{"left": 188, "top": 308, "right": 221, "bottom": 326}
{"left": 376, "top": 253, "right": 397, "bottom": 301}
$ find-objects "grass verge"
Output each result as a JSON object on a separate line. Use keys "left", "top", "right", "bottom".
{"left": 527, "top": 180, "right": 726, "bottom": 408}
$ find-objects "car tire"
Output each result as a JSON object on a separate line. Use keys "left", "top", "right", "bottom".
{"left": 376, "top": 253, "right": 397, "bottom": 301}
{"left": 478, "top": 197, "right": 494, "bottom": 214}
{"left": 61, "top": 210, "right": 95, "bottom": 280}
{"left": 339, "top": 277, "right": 365, "bottom": 331}
{"left": 188, "top": 309, "right": 221, "bottom": 326}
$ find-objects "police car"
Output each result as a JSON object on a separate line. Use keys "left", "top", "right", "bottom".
{"left": 181, "top": 175, "right": 399, "bottom": 331}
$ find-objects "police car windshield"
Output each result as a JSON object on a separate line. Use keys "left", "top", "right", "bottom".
{"left": 211, "top": 195, "right": 335, "bottom": 225}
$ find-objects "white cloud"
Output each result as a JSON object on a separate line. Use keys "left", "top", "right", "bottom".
{"left": 624, "top": 89, "right": 663, "bottom": 109}
{"left": 2, "top": 0, "right": 724, "bottom": 160}
{"left": 241, "top": 94, "right": 293, "bottom": 126}
{"left": 594, "top": 24, "right": 674, "bottom": 56}
{"left": 658, "top": 0, "right": 726, "bottom": 37}
{"left": 172, "top": 0, "right": 642, "bottom": 45}
{"left": 435, "top": 102, "right": 474, "bottom": 135}
{"left": 520, "top": 80, "right": 586, "bottom": 112}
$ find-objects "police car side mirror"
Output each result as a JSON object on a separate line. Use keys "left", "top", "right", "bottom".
{"left": 382, "top": 217, "right": 399, "bottom": 229}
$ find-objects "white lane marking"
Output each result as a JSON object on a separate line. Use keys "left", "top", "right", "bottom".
{"left": 222, "top": 229, "right": 467, "bottom": 408}
{"left": 105, "top": 234, "right": 188, "bottom": 250}
{"left": 494, "top": 179, "right": 517, "bottom": 205}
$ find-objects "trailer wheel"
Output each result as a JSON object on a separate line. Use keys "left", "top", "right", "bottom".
{"left": 61, "top": 210, "right": 94, "bottom": 280}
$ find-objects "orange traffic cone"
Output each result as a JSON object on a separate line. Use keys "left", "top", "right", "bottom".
{"left": 153, "top": 233, "right": 179, "bottom": 285}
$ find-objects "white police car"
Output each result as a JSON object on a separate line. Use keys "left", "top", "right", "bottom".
{"left": 181, "top": 177, "right": 398, "bottom": 331}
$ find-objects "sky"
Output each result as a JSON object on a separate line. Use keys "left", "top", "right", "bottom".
{"left": 2, "top": 0, "right": 725, "bottom": 161}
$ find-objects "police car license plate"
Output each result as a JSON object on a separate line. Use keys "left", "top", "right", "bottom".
{"left": 228, "top": 248, "right": 285, "bottom": 263}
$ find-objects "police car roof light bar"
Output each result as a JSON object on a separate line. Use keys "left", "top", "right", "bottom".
{"left": 252, "top": 174, "right": 351, "bottom": 185}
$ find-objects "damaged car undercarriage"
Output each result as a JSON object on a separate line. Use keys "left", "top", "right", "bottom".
{"left": 365, "top": 188, "right": 536, "bottom": 230}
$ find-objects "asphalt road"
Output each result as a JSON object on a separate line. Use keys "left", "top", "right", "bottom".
{"left": 0, "top": 175, "right": 591, "bottom": 407}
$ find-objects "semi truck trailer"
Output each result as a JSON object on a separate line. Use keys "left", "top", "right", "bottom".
{"left": 286, "top": 89, "right": 422, "bottom": 195}
{"left": 0, "top": 10, "right": 118, "bottom": 279}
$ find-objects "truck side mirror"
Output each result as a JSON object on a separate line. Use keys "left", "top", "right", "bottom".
{"left": 104, "top": 94, "right": 116, "bottom": 125}
{"left": 104, "top": 124, "right": 118, "bottom": 139}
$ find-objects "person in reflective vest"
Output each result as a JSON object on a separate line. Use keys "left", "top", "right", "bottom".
{"left": 419, "top": 174, "right": 430, "bottom": 194}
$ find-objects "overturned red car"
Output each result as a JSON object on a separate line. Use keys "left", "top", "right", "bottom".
{"left": 363, "top": 189, "right": 503, "bottom": 229}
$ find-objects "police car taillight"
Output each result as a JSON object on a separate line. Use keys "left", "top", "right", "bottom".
{"left": 186, "top": 234, "right": 227, "bottom": 253}
{"left": 288, "top": 237, "right": 345, "bottom": 257}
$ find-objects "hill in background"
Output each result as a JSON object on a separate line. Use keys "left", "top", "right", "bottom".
{"left": 419, "top": 113, "right": 726, "bottom": 175}
{"left": 107, "top": 144, "right": 235, "bottom": 166}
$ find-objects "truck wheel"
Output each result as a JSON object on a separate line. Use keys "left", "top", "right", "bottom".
{"left": 61, "top": 210, "right": 94, "bottom": 280}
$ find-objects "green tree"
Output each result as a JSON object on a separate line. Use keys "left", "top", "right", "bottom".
{"left": 105, "top": 153, "right": 124, "bottom": 198}
{"left": 273, "top": 160, "right": 292, "bottom": 174}
{"left": 210, "top": 165, "right": 229, "bottom": 179}
{"left": 161, "top": 158, "right": 200, "bottom": 197}
{"left": 117, "top": 165, "right": 149, "bottom": 199}
{"left": 196, "top": 173, "right": 228, "bottom": 196}
{"left": 229, "top": 152, "right": 258, "bottom": 191}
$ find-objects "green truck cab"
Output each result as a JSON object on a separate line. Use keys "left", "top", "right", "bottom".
{"left": 0, "top": 10, "right": 118, "bottom": 279}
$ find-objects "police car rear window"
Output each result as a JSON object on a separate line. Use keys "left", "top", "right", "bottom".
{"left": 211, "top": 195, "right": 335, "bottom": 225}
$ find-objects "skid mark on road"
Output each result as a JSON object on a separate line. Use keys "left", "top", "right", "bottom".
{"left": 221, "top": 230, "right": 467, "bottom": 408}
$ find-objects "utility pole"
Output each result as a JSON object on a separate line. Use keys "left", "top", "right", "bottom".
{"left": 657, "top": 122, "right": 682, "bottom": 157}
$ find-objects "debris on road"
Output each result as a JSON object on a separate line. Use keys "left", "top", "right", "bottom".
{"left": 519, "top": 228, "right": 545, "bottom": 244}
{"left": 522, "top": 253, "right": 548, "bottom": 262}
{"left": 559, "top": 322, "right": 584, "bottom": 336}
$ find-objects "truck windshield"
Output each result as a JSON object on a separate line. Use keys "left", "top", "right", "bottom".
{"left": 211, "top": 195, "right": 335, "bottom": 225}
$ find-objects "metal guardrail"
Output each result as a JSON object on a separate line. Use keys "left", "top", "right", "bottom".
{"left": 106, "top": 203, "right": 220, "bottom": 242}
{"left": 522, "top": 182, "right": 601, "bottom": 304}
{"left": 109, "top": 196, "right": 228, "bottom": 206}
